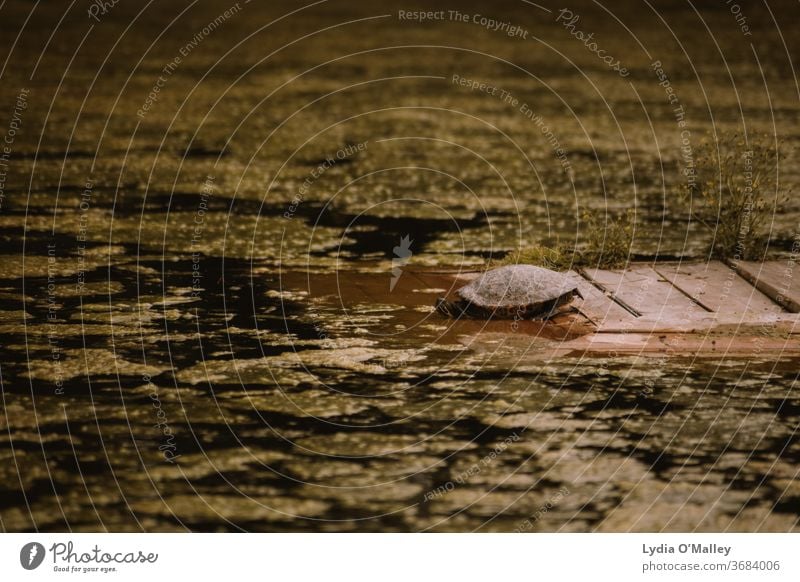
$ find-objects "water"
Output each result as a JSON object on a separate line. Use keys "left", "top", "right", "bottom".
{"left": 0, "top": 0, "right": 799, "bottom": 531}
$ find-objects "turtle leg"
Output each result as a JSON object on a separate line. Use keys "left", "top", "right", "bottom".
{"left": 525, "top": 291, "right": 582, "bottom": 321}
{"left": 459, "top": 302, "right": 479, "bottom": 318}
{"left": 538, "top": 297, "right": 567, "bottom": 320}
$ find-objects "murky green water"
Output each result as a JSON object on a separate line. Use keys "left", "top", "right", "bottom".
{"left": 1, "top": 0, "right": 799, "bottom": 531}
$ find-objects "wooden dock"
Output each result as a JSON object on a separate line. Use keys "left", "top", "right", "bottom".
{"left": 448, "top": 259, "right": 800, "bottom": 357}
{"left": 570, "top": 260, "right": 799, "bottom": 356}
{"left": 283, "top": 259, "right": 800, "bottom": 358}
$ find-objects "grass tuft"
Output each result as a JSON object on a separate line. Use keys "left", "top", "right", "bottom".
{"left": 580, "top": 209, "right": 634, "bottom": 269}
{"left": 496, "top": 211, "right": 634, "bottom": 271}
{"left": 496, "top": 240, "right": 575, "bottom": 271}
{"left": 681, "top": 132, "right": 787, "bottom": 260}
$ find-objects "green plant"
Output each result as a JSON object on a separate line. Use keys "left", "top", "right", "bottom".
{"left": 580, "top": 209, "right": 634, "bottom": 269}
{"left": 681, "top": 132, "right": 786, "bottom": 260}
{"left": 496, "top": 211, "right": 634, "bottom": 271}
{"left": 496, "top": 240, "right": 575, "bottom": 271}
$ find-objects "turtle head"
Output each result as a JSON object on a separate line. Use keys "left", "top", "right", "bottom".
{"left": 435, "top": 297, "right": 454, "bottom": 317}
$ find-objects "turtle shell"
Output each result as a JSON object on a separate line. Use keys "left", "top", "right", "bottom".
{"left": 456, "top": 265, "right": 577, "bottom": 310}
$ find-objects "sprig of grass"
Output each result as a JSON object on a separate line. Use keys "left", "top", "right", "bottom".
{"left": 495, "top": 240, "right": 575, "bottom": 271}
{"left": 580, "top": 209, "right": 634, "bottom": 269}
{"left": 681, "top": 132, "right": 787, "bottom": 260}
{"left": 496, "top": 211, "right": 634, "bottom": 271}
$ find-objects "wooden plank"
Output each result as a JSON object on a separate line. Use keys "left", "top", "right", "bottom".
{"left": 729, "top": 260, "right": 800, "bottom": 313}
{"left": 550, "top": 332, "right": 800, "bottom": 358}
{"left": 562, "top": 271, "right": 636, "bottom": 330}
{"left": 656, "top": 261, "right": 784, "bottom": 319}
{"left": 581, "top": 265, "right": 707, "bottom": 329}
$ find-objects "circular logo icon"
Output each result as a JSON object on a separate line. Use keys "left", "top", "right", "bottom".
{"left": 20, "top": 542, "right": 45, "bottom": 570}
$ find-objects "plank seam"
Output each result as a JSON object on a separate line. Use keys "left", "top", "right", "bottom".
{"left": 576, "top": 268, "right": 643, "bottom": 317}
{"left": 652, "top": 266, "right": 715, "bottom": 313}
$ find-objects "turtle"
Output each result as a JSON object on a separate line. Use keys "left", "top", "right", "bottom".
{"left": 435, "top": 264, "right": 582, "bottom": 320}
